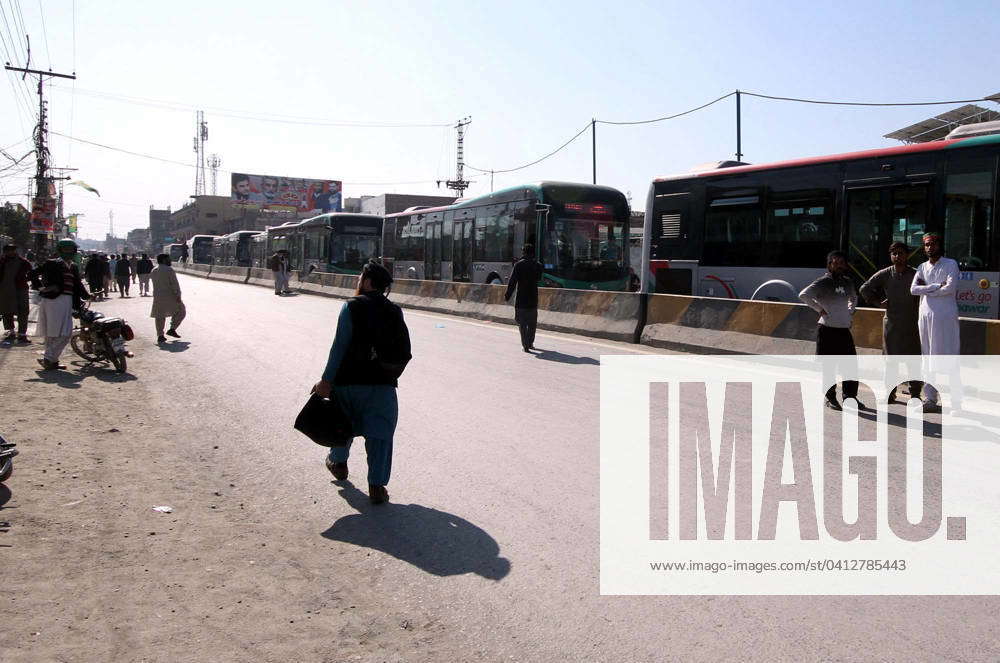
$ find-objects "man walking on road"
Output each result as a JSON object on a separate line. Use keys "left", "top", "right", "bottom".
{"left": 115, "top": 254, "right": 133, "bottom": 297}
{"left": 136, "top": 253, "right": 154, "bottom": 296}
{"left": 910, "top": 233, "right": 961, "bottom": 412}
{"left": 32, "top": 239, "right": 90, "bottom": 370}
{"left": 150, "top": 254, "right": 185, "bottom": 344}
{"left": 799, "top": 250, "right": 865, "bottom": 410}
{"left": 313, "top": 260, "right": 409, "bottom": 505}
{"left": 0, "top": 244, "right": 33, "bottom": 345}
{"left": 859, "top": 241, "right": 923, "bottom": 404}
{"left": 504, "top": 243, "right": 544, "bottom": 353}
{"left": 129, "top": 254, "right": 139, "bottom": 285}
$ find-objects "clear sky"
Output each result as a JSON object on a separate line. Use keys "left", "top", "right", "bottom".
{"left": 2, "top": 0, "right": 998, "bottom": 240}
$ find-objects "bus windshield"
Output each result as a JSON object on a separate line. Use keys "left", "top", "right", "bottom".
{"left": 331, "top": 233, "right": 379, "bottom": 272}
{"left": 542, "top": 215, "right": 627, "bottom": 286}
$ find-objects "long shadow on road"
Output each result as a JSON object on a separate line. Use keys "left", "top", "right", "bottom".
{"left": 321, "top": 481, "right": 511, "bottom": 581}
{"left": 531, "top": 349, "right": 599, "bottom": 365}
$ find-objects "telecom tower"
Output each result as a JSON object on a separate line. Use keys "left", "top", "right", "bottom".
{"left": 208, "top": 154, "right": 222, "bottom": 195}
{"left": 444, "top": 117, "right": 471, "bottom": 197}
{"left": 193, "top": 111, "right": 208, "bottom": 196}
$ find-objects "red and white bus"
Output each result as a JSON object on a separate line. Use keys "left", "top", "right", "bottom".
{"left": 642, "top": 134, "right": 1000, "bottom": 318}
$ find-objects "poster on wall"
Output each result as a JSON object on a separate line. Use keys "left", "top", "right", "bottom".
{"left": 230, "top": 173, "right": 342, "bottom": 213}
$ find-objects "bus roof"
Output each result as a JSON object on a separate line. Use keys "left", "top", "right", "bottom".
{"left": 653, "top": 134, "right": 1000, "bottom": 183}
{"left": 383, "top": 181, "right": 626, "bottom": 218}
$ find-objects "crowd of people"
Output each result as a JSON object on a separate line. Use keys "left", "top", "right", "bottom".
{"left": 799, "top": 232, "right": 961, "bottom": 413}
{"left": 0, "top": 241, "right": 186, "bottom": 367}
{"left": 82, "top": 252, "right": 156, "bottom": 299}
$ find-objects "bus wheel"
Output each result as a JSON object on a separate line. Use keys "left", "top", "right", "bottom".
{"left": 487, "top": 274, "right": 503, "bottom": 285}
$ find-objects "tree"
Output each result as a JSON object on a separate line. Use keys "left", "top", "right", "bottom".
{"left": 0, "top": 203, "right": 31, "bottom": 249}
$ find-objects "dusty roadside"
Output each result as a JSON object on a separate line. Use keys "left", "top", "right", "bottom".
{"left": 0, "top": 339, "right": 473, "bottom": 663}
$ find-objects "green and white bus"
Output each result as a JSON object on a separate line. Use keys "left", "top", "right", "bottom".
{"left": 381, "top": 181, "right": 630, "bottom": 289}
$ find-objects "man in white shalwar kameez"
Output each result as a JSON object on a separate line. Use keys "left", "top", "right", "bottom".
{"left": 910, "top": 233, "right": 961, "bottom": 411}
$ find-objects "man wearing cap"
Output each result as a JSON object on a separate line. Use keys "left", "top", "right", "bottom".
{"left": 32, "top": 239, "right": 90, "bottom": 370}
{"left": 0, "top": 244, "right": 33, "bottom": 345}
{"left": 910, "top": 233, "right": 961, "bottom": 411}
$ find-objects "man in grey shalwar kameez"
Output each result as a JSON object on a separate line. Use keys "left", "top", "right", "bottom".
{"left": 859, "top": 241, "right": 923, "bottom": 404}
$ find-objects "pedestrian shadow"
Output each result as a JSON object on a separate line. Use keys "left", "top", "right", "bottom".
{"left": 157, "top": 341, "right": 190, "bottom": 353}
{"left": 24, "top": 369, "right": 85, "bottom": 389}
{"left": 321, "top": 481, "right": 511, "bottom": 581}
{"left": 532, "top": 349, "right": 599, "bottom": 366}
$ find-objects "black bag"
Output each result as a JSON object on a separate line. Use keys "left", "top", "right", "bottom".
{"left": 294, "top": 393, "right": 352, "bottom": 447}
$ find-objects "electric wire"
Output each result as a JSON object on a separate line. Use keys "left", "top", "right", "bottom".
{"left": 739, "top": 91, "right": 999, "bottom": 107}
{"left": 465, "top": 121, "right": 592, "bottom": 175}
{"left": 0, "top": 0, "right": 37, "bottom": 120}
{"left": 597, "top": 91, "right": 737, "bottom": 125}
{"left": 35, "top": 0, "right": 49, "bottom": 69}
{"left": 50, "top": 131, "right": 476, "bottom": 187}
{"left": 48, "top": 85, "right": 452, "bottom": 128}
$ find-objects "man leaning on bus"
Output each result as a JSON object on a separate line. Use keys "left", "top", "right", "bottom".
{"left": 799, "top": 250, "right": 867, "bottom": 410}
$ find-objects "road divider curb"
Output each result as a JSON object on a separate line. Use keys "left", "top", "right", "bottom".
{"left": 173, "top": 265, "right": 1000, "bottom": 354}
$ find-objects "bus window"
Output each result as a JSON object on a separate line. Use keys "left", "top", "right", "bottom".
{"left": 764, "top": 194, "right": 833, "bottom": 267}
{"left": 704, "top": 196, "right": 762, "bottom": 266}
{"left": 945, "top": 163, "right": 994, "bottom": 270}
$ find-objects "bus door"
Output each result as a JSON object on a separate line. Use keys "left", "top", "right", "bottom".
{"left": 453, "top": 217, "right": 473, "bottom": 282}
{"left": 424, "top": 218, "right": 442, "bottom": 280}
{"left": 844, "top": 181, "right": 930, "bottom": 283}
{"left": 649, "top": 192, "right": 693, "bottom": 294}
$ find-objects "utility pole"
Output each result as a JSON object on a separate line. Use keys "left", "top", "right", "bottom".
{"left": 51, "top": 166, "right": 78, "bottom": 237}
{"left": 735, "top": 89, "right": 743, "bottom": 162}
{"left": 444, "top": 117, "right": 471, "bottom": 198}
{"left": 591, "top": 119, "right": 597, "bottom": 184}
{"left": 193, "top": 111, "right": 208, "bottom": 196}
{"left": 208, "top": 153, "right": 222, "bottom": 195}
{"left": 4, "top": 59, "right": 76, "bottom": 257}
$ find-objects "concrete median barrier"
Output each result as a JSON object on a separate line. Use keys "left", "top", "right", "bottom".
{"left": 640, "top": 292, "right": 1000, "bottom": 355}
{"left": 173, "top": 265, "right": 1000, "bottom": 354}
{"left": 207, "top": 265, "right": 249, "bottom": 283}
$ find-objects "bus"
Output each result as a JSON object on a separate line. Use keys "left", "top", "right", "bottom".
{"left": 250, "top": 232, "right": 269, "bottom": 268}
{"left": 165, "top": 243, "right": 185, "bottom": 263}
{"left": 382, "top": 181, "right": 630, "bottom": 289}
{"left": 212, "top": 231, "right": 261, "bottom": 267}
{"left": 642, "top": 134, "right": 1000, "bottom": 318}
{"left": 185, "top": 235, "right": 219, "bottom": 265}
{"left": 262, "top": 214, "right": 383, "bottom": 274}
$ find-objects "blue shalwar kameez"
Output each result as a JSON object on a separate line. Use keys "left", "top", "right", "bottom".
{"left": 322, "top": 303, "right": 398, "bottom": 486}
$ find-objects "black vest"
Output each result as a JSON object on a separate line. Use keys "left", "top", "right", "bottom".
{"left": 333, "top": 294, "right": 399, "bottom": 388}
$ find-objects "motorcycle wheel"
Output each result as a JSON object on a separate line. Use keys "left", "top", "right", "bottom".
{"left": 104, "top": 337, "right": 127, "bottom": 374}
{"left": 0, "top": 458, "right": 12, "bottom": 482}
{"left": 70, "top": 331, "right": 101, "bottom": 362}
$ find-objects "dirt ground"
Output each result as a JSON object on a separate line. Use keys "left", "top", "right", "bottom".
{"left": 0, "top": 335, "right": 473, "bottom": 663}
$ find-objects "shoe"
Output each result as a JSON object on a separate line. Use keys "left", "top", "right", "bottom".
{"left": 16, "top": 336, "right": 30, "bottom": 344}
{"left": 166, "top": 329, "right": 181, "bottom": 338}
{"left": 369, "top": 484, "right": 389, "bottom": 504}
{"left": 824, "top": 398, "right": 842, "bottom": 411}
{"left": 325, "top": 458, "right": 348, "bottom": 480}
{"left": 157, "top": 335, "right": 167, "bottom": 344}
{"left": 523, "top": 347, "right": 531, "bottom": 353}
{"left": 36, "top": 358, "right": 65, "bottom": 370}
{"left": 922, "top": 401, "right": 942, "bottom": 414}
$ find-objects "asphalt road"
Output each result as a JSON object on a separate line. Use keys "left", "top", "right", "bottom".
{"left": 71, "top": 274, "right": 998, "bottom": 661}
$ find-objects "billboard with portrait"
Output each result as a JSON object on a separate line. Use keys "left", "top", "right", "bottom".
{"left": 230, "top": 173, "right": 342, "bottom": 213}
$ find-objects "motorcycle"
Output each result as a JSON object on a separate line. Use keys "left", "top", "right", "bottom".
{"left": 0, "top": 433, "right": 16, "bottom": 483}
{"left": 70, "top": 292, "right": 135, "bottom": 373}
